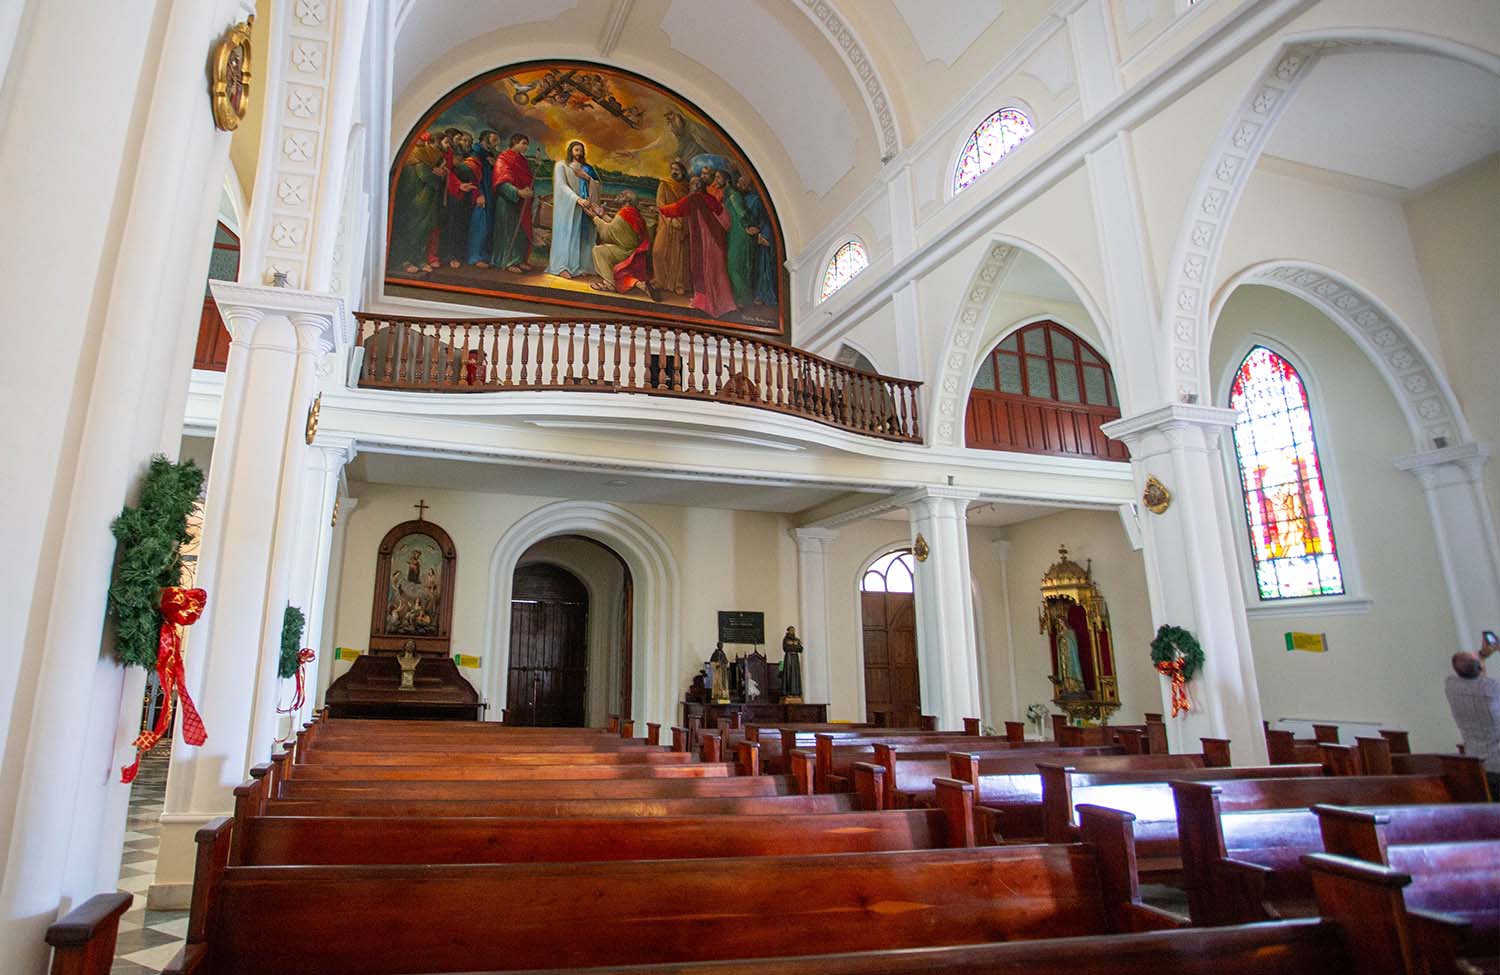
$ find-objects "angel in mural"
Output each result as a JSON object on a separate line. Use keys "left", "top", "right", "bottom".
{"left": 546, "top": 140, "right": 601, "bottom": 278}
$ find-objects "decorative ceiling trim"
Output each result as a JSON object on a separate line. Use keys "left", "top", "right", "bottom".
{"left": 1161, "top": 29, "right": 1500, "bottom": 405}
{"left": 1236, "top": 261, "right": 1468, "bottom": 447}
{"left": 929, "top": 243, "right": 1018, "bottom": 448}
{"left": 597, "top": 0, "right": 635, "bottom": 57}
{"left": 795, "top": 0, "right": 901, "bottom": 159}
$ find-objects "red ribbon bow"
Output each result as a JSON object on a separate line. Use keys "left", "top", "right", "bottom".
{"left": 277, "top": 648, "right": 316, "bottom": 714}
{"left": 1155, "top": 658, "right": 1192, "bottom": 717}
{"left": 121, "top": 587, "right": 208, "bottom": 783}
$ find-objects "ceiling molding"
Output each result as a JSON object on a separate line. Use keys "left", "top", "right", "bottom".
{"left": 597, "top": 0, "right": 635, "bottom": 57}
{"left": 793, "top": 0, "right": 901, "bottom": 160}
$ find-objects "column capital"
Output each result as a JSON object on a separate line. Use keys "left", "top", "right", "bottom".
{"left": 308, "top": 434, "right": 358, "bottom": 470}
{"left": 1393, "top": 441, "right": 1490, "bottom": 489}
{"left": 1102, "top": 403, "right": 1237, "bottom": 457}
{"left": 792, "top": 526, "right": 838, "bottom": 547}
{"left": 897, "top": 485, "right": 983, "bottom": 512}
{"left": 209, "top": 282, "right": 349, "bottom": 356}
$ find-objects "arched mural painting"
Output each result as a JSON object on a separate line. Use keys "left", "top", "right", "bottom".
{"left": 387, "top": 60, "right": 789, "bottom": 340}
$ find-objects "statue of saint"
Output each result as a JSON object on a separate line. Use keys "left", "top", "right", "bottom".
{"left": 1056, "top": 622, "right": 1084, "bottom": 694}
{"left": 709, "top": 642, "right": 730, "bottom": 703}
{"left": 780, "top": 626, "right": 805, "bottom": 703}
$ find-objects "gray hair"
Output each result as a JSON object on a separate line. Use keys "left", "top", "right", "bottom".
{"left": 1453, "top": 651, "right": 1482, "bottom": 679}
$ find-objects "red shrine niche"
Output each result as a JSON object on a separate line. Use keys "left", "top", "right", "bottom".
{"left": 1037, "top": 545, "right": 1119, "bottom": 723}
{"left": 368, "top": 517, "right": 458, "bottom": 653}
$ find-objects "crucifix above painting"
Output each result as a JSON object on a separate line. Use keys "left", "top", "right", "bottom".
{"left": 386, "top": 60, "right": 789, "bottom": 341}
{"left": 1038, "top": 546, "right": 1120, "bottom": 724}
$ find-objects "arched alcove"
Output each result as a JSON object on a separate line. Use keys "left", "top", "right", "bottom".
{"left": 486, "top": 500, "right": 679, "bottom": 730}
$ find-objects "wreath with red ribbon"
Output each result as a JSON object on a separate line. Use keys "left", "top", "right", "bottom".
{"left": 1150, "top": 624, "right": 1204, "bottom": 717}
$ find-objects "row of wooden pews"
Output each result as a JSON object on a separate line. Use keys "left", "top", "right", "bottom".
{"left": 46, "top": 712, "right": 1497, "bottom": 974}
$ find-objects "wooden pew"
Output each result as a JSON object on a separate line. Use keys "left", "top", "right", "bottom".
{"left": 260, "top": 794, "right": 862, "bottom": 819}
{"left": 272, "top": 774, "right": 808, "bottom": 802}
{"left": 1307, "top": 847, "right": 1500, "bottom": 975}
{"left": 44, "top": 891, "right": 132, "bottom": 975}
{"left": 1171, "top": 762, "right": 1489, "bottom": 926}
{"left": 811, "top": 731, "right": 1033, "bottom": 793}
{"left": 867, "top": 744, "right": 1124, "bottom": 810}
{"left": 232, "top": 787, "right": 977, "bottom": 866}
{"left": 483, "top": 920, "right": 1376, "bottom": 975}
{"left": 280, "top": 761, "right": 733, "bottom": 781}
{"left": 1313, "top": 802, "right": 1500, "bottom": 864}
{"left": 165, "top": 829, "right": 1171, "bottom": 974}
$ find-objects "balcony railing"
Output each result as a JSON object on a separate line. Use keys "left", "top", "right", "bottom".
{"left": 353, "top": 313, "right": 923, "bottom": 443}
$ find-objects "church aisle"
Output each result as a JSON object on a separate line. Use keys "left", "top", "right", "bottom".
{"left": 109, "top": 749, "right": 186, "bottom": 974}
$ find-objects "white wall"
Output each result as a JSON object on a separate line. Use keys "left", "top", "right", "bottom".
{"left": 1211, "top": 284, "right": 1459, "bottom": 751}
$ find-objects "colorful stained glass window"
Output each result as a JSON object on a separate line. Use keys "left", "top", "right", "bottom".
{"left": 820, "top": 240, "right": 869, "bottom": 301}
{"left": 1229, "top": 346, "right": 1345, "bottom": 600}
{"left": 953, "top": 108, "right": 1035, "bottom": 194}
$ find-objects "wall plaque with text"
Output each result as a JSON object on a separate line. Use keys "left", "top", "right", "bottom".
{"left": 717, "top": 610, "right": 765, "bottom": 646}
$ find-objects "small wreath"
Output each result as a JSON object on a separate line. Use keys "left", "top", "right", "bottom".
{"left": 1150, "top": 624, "right": 1203, "bottom": 681}
{"left": 279, "top": 604, "right": 306, "bottom": 679}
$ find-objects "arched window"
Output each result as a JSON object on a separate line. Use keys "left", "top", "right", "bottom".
{"left": 953, "top": 108, "right": 1035, "bottom": 194}
{"left": 965, "top": 321, "right": 1127, "bottom": 459}
{"left": 1228, "top": 346, "right": 1345, "bottom": 600}
{"left": 820, "top": 239, "right": 869, "bottom": 301}
{"left": 862, "top": 549, "right": 914, "bottom": 593}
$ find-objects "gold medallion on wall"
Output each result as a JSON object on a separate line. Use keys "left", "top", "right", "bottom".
{"left": 210, "top": 17, "right": 253, "bottom": 131}
{"left": 305, "top": 392, "right": 321, "bottom": 444}
{"left": 1142, "top": 475, "right": 1171, "bottom": 514}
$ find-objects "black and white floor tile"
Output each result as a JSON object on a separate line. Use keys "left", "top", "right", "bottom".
{"left": 110, "top": 748, "right": 187, "bottom": 975}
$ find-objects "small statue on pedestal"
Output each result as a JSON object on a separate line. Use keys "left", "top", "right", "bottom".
{"left": 709, "top": 642, "right": 730, "bottom": 704}
{"left": 396, "top": 639, "right": 421, "bottom": 691}
{"left": 780, "top": 626, "right": 804, "bottom": 703}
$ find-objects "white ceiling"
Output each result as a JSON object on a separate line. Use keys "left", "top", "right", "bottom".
{"left": 346, "top": 450, "right": 860, "bottom": 514}
{"left": 998, "top": 249, "right": 1081, "bottom": 303}
{"left": 392, "top": 1, "right": 581, "bottom": 99}
{"left": 1264, "top": 50, "right": 1500, "bottom": 192}
{"left": 891, "top": 0, "right": 1004, "bottom": 66}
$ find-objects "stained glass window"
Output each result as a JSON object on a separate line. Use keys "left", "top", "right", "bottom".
{"left": 1229, "top": 346, "right": 1345, "bottom": 600}
{"left": 953, "top": 108, "right": 1035, "bottom": 194}
{"left": 862, "top": 550, "right": 915, "bottom": 593}
{"left": 820, "top": 240, "right": 869, "bottom": 301}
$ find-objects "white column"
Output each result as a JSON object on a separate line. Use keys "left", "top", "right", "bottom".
{"left": 281, "top": 435, "right": 357, "bottom": 735}
{"left": 886, "top": 164, "right": 924, "bottom": 379}
{"left": 316, "top": 496, "right": 359, "bottom": 710}
{"left": 1394, "top": 443, "right": 1500, "bottom": 644}
{"left": 792, "top": 528, "right": 838, "bottom": 706}
{"left": 992, "top": 539, "right": 1021, "bottom": 721}
{"left": 1103, "top": 405, "right": 1268, "bottom": 762}
{"left": 152, "top": 284, "right": 342, "bottom": 907}
{"left": 0, "top": 0, "right": 246, "bottom": 963}
{"left": 902, "top": 488, "right": 982, "bottom": 729}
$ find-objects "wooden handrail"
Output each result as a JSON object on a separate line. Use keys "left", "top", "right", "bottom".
{"left": 352, "top": 313, "right": 923, "bottom": 443}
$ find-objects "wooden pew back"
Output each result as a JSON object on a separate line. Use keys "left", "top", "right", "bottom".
{"left": 1314, "top": 802, "right": 1500, "bottom": 864}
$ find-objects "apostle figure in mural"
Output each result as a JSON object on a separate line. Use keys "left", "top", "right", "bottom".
{"left": 652, "top": 160, "right": 691, "bottom": 295}
{"left": 384, "top": 61, "right": 787, "bottom": 339}
{"left": 588, "top": 190, "right": 658, "bottom": 300}
{"left": 488, "top": 133, "right": 536, "bottom": 272}
{"left": 658, "top": 175, "right": 736, "bottom": 317}
{"left": 547, "top": 140, "right": 600, "bottom": 277}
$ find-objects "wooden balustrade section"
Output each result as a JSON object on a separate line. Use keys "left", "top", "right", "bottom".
{"left": 353, "top": 313, "right": 922, "bottom": 443}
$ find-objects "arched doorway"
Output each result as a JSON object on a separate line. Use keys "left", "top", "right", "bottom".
{"left": 860, "top": 550, "right": 921, "bottom": 727}
{"left": 507, "top": 563, "right": 590, "bottom": 726}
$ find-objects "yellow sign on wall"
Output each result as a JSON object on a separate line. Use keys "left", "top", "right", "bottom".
{"left": 334, "top": 647, "right": 361, "bottom": 661}
{"left": 1284, "top": 632, "right": 1328, "bottom": 653}
{"left": 454, "top": 654, "right": 481, "bottom": 669}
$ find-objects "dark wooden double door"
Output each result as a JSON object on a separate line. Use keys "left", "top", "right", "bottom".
{"left": 507, "top": 564, "right": 589, "bottom": 727}
{"left": 861, "top": 590, "right": 921, "bottom": 727}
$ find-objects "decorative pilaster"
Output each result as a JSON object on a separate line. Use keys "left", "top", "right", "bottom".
{"left": 901, "top": 487, "right": 982, "bottom": 729}
{"left": 281, "top": 435, "right": 357, "bottom": 735}
{"left": 315, "top": 495, "right": 359, "bottom": 710}
{"left": 792, "top": 527, "right": 837, "bottom": 708}
{"left": 1394, "top": 443, "right": 1500, "bottom": 645}
{"left": 1102, "top": 405, "right": 1268, "bottom": 762}
{"left": 152, "top": 283, "right": 342, "bottom": 907}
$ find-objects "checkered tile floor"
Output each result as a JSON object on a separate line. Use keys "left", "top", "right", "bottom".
{"left": 111, "top": 748, "right": 187, "bottom": 974}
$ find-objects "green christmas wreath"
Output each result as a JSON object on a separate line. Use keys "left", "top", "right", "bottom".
{"left": 279, "top": 605, "right": 306, "bottom": 679}
{"left": 106, "top": 455, "right": 205, "bottom": 668}
{"left": 1150, "top": 624, "right": 1204, "bottom": 681}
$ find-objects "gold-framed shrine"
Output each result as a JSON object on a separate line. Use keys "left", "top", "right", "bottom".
{"left": 1038, "top": 545, "right": 1120, "bottom": 723}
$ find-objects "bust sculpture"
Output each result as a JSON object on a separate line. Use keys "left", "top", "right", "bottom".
{"left": 780, "top": 626, "right": 804, "bottom": 703}
{"left": 396, "top": 639, "right": 421, "bottom": 691}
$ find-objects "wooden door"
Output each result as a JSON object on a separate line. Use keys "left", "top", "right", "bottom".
{"left": 507, "top": 564, "right": 589, "bottom": 727}
{"left": 861, "top": 590, "right": 921, "bottom": 727}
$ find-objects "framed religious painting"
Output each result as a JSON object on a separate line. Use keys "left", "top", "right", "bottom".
{"left": 368, "top": 518, "right": 458, "bottom": 653}
{"left": 384, "top": 60, "right": 789, "bottom": 341}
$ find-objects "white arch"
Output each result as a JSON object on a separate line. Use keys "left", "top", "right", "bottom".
{"left": 484, "top": 501, "right": 680, "bottom": 730}
{"left": 929, "top": 236, "right": 1117, "bottom": 448}
{"left": 792, "top": 0, "right": 902, "bottom": 159}
{"left": 1209, "top": 261, "right": 1469, "bottom": 448}
{"left": 1161, "top": 28, "right": 1500, "bottom": 404}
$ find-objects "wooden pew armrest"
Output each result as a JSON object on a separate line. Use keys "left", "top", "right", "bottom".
{"left": 1215, "top": 856, "right": 1278, "bottom": 923}
{"left": 46, "top": 890, "right": 133, "bottom": 974}
{"left": 1405, "top": 907, "right": 1473, "bottom": 972}
{"left": 849, "top": 762, "right": 884, "bottom": 811}
{"left": 974, "top": 804, "right": 1005, "bottom": 845}
{"left": 162, "top": 941, "right": 209, "bottom": 975}
{"left": 1119, "top": 901, "right": 1190, "bottom": 931}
